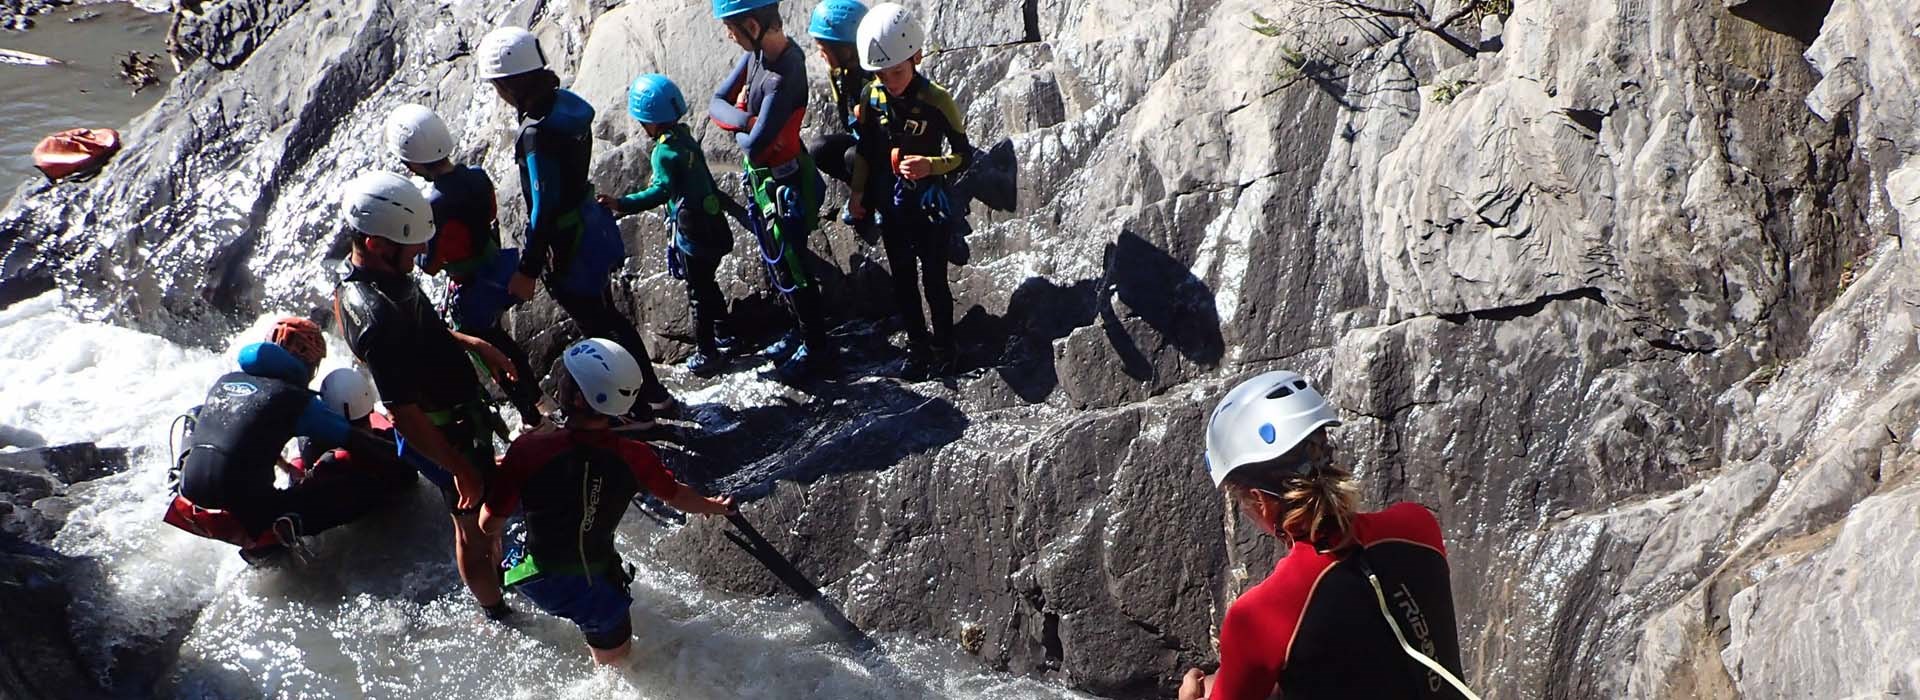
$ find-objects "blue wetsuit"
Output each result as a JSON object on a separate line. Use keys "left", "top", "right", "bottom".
{"left": 509, "top": 88, "right": 669, "bottom": 407}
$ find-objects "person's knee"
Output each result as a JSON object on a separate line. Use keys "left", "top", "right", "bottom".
{"left": 452, "top": 516, "right": 486, "bottom": 546}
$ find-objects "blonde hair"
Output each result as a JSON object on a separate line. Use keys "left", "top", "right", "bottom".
{"left": 1226, "top": 434, "right": 1361, "bottom": 548}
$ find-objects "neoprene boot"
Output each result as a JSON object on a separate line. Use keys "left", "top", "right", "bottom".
{"left": 902, "top": 340, "right": 935, "bottom": 380}
{"left": 687, "top": 348, "right": 727, "bottom": 378}
{"left": 761, "top": 330, "right": 803, "bottom": 363}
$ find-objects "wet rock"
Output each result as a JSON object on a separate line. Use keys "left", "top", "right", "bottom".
{"left": 167, "top": 0, "right": 309, "bottom": 70}
{"left": 0, "top": 532, "right": 102, "bottom": 699}
{"left": 0, "top": 0, "right": 69, "bottom": 31}
{"left": 0, "top": 467, "right": 55, "bottom": 500}
{"left": 0, "top": 442, "right": 130, "bottom": 485}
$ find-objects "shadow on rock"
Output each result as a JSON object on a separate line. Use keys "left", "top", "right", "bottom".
{"left": 957, "top": 230, "right": 1224, "bottom": 404}
{"left": 661, "top": 379, "right": 969, "bottom": 501}
{"left": 953, "top": 138, "right": 1020, "bottom": 215}
{"left": 1103, "top": 230, "right": 1224, "bottom": 369}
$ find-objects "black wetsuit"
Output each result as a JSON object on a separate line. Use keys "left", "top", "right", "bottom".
{"left": 177, "top": 342, "right": 409, "bottom": 535}
{"left": 424, "top": 164, "right": 541, "bottom": 424}
{"left": 513, "top": 88, "right": 669, "bottom": 408}
{"left": 810, "top": 65, "right": 874, "bottom": 203}
{"left": 614, "top": 124, "right": 736, "bottom": 355}
{"left": 852, "top": 73, "right": 974, "bottom": 352}
{"left": 334, "top": 260, "right": 495, "bottom": 507}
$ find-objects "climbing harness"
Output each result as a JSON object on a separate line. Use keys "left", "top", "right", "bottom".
{"left": 665, "top": 244, "right": 687, "bottom": 281}
{"left": 742, "top": 171, "right": 801, "bottom": 295}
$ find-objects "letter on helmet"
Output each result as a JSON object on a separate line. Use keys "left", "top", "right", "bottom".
{"left": 477, "top": 27, "right": 547, "bottom": 80}
{"left": 809, "top": 0, "right": 869, "bottom": 44}
{"left": 268, "top": 317, "right": 326, "bottom": 368}
{"left": 339, "top": 171, "right": 435, "bottom": 245}
{"left": 562, "top": 338, "right": 645, "bottom": 417}
{"left": 319, "top": 368, "right": 377, "bottom": 420}
{"left": 1203, "top": 371, "right": 1342, "bottom": 487}
{"left": 856, "top": 3, "right": 924, "bottom": 72}
{"left": 627, "top": 74, "right": 688, "bottom": 125}
{"left": 384, "top": 103, "right": 454, "bottom": 164}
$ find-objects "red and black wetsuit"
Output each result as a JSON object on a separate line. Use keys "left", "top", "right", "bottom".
{"left": 487, "top": 429, "right": 683, "bottom": 576}
{"left": 1210, "top": 503, "right": 1465, "bottom": 700}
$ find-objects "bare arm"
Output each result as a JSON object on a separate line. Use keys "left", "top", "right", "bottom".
{"left": 388, "top": 402, "right": 482, "bottom": 511}
{"left": 664, "top": 487, "right": 734, "bottom": 516}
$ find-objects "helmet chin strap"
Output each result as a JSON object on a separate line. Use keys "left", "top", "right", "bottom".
{"left": 741, "top": 17, "right": 771, "bottom": 55}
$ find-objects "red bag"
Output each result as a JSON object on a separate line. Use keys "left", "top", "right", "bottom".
{"left": 32, "top": 128, "right": 121, "bottom": 182}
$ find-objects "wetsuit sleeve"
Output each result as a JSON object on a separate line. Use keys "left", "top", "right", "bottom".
{"left": 485, "top": 435, "right": 543, "bottom": 516}
{"left": 849, "top": 83, "right": 881, "bottom": 187}
{"left": 515, "top": 125, "right": 558, "bottom": 278}
{"left": 620, "top": 440, "right": 683, "bottom": 502}
{"left": 292, "top": 397, "right": 351, "bottom": 447}
{"left": 926, "top": 84, "right": 974, "bottom": 176}
{"left": 737, "top": 70, "right": 801, "bottom": 162}
{"left": 1208, "top": 604, "right": 1283, "bottom": 700}
{"left": 618, "top": 139, "right": 680, "bottom": 214}
{"left": 708, "top": 54, "right": 753, "bottom": 132}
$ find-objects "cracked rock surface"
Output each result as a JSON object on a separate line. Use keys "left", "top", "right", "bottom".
{"left": 2, "top": 0, "right": 1917, "bottom": 697}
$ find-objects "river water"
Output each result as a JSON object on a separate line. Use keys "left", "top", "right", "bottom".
{"left": 0, "top": 290, "right": 1094, "bottom": 698}
{"left": 0, "top": 2, "right": 172, "bottom": 193}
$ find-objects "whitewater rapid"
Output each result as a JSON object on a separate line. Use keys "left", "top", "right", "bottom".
{"left": 0, "top": 292, "right": 1091, "bottom": 699}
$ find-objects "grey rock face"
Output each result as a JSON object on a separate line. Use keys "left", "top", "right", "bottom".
{"left": 2, "top": 0, "right": 1916, "bottom": 698}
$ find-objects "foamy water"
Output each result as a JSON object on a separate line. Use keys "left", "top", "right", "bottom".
{"left": 0, "top": 292, "right": 1090, "bottom": 699}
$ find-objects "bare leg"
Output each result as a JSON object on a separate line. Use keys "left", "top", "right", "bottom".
{"left": 589, "top": 639, "right": 633, "bottom": 665}
{"left": 453, "top": 513, "right": 503, "bottom": 607}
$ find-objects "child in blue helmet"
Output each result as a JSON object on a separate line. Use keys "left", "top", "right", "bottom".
{"left": 597, "top": 74, "right": 739, "bottom": 378}
{"left": 708, "top": 0, "right": 836, "bottom": 382}
{"left": 805, "top": 0, "right": 877, "bottom": 227}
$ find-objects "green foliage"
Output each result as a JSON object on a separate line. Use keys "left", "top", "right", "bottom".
{"left": 1430, "top": 78, "right": 1473, "bottom": 104}
{"left": 1248, "top": 11, "right": 1287, "bottom": 38}
{"left": 1249, "top": 12, "right": 1312, "bottom": 82}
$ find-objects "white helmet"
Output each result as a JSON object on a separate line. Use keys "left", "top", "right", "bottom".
{"left": 856, "top": 3, "right": 924, "bottom": 71}
{"left": 383, "top": 103, "right": 454, "bottom": 164}
{"left": 562, "top": 338, "right": 644, "bottom": 417}
{"left": 339, "top": 171, "right": 434, "bottom": 245}
{"left": 319, "top": 368, "right": 377, "bottom": 420}
{"left": 477, "top": 26, "right": 547, "bottom": 80}
{"left": 1204, "top": 371, "right": 1343, "bottom": 487}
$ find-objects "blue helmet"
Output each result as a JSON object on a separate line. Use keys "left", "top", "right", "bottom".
{"left": 713, "top": 0, "right": 779, "bottom": 20}
{"left": 808, "top": 0, "right": 867, "bottom": 43}
{"left": 627, "top": 73, "right": 687, "bottom": 124}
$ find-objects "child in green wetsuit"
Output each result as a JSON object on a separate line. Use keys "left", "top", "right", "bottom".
{"left": 598, "top": 74, "right": 738, "bottom": 377}
{"left": 852, "top": 4, "right": 975, "bottom": 379}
